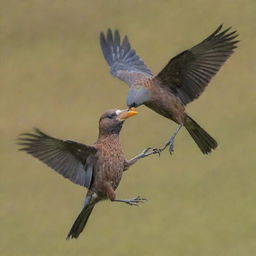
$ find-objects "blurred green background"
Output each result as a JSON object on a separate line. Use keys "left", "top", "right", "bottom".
{"left": 1, "top": 0, "right": 256, "bottom": 255}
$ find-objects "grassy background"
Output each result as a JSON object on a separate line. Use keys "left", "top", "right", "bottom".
{"left": 1, "top": 0, "right": 256, "bottom": 255}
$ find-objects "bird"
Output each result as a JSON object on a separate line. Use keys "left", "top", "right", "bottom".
{"left": 100, "top": 25, "right": 239, "bottom": 154}
{"left": 17, "top": 108, "right": 157, "bottom": 239}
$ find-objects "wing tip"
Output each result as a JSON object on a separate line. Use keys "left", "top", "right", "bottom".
{"left": 205, "top": 24, "right": 239, "bottom": 44}
{"left": 99, "top": 31, "right": 105, "bottom": 43}
{"left": 100, "top": 28, "right": 122, "bottom": 44}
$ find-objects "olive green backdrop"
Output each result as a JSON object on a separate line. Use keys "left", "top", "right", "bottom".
{"left": 1, "top": 0, "right": 256, "bottom": 255}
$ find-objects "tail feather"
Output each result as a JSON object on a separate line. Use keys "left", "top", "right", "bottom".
{"left": 185, "top": 116, "right": 217, "bottom": 154}
{"left": 66, "top": 195, "right": 97, "bottom": 240}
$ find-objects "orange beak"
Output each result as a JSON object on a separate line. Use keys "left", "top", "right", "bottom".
{"left": 118, "top": 107, "right": 138, "bottom": 120}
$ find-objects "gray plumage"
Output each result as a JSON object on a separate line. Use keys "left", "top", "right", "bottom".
{"left": 100, "top": 25, "right": 238, "bottom": 106}
{"left": 100, "top": 25, "right": 239, "bottom": 154}
{"left": 100, "top": 29, "right": 153, "bottom": 86}
{"left": 126, "top": 86, "right": 151, "bottom": 107}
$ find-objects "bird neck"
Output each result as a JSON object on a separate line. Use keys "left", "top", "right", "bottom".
{"left": 98, "top": 122, "right": 123, "bottom": 139}
{"left": 97, "top": 133, "right": 120, "bottom": 144}
{"left": 126, "top": 85, "right": 151, "bottom": 107}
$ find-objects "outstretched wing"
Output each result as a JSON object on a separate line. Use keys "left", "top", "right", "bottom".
{"left": 18, "top": 128, "right": 98, "bottom": 188}
{"left": 156, "top": 25, "right": 239, "bottom": 105}
{"left": 100, "top": 29, "right": 153, "bottom": 86}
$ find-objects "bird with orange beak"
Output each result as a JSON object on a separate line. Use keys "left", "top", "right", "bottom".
{"left": 18, "top": 108, "right": 157, "bottom": 239}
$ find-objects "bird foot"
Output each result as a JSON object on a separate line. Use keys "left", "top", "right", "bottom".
{"left": 126, "top": 148, "right": 160, "bottom": 167}
{"left": 114, "top": 196, "right": 147, "bottom": 206}
{"left": 150, "top": 138, "right": 174, "bottom": 155}
{"left": 152, "top": 125, "right": 183, "bottom": 155}
{"left": 168, "top": 136, "right": 175, "bottom": 154}
{"left": 138, "top": 147, "right": 161, "bottom": 159}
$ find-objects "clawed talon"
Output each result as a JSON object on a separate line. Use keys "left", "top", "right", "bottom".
{"left": 128, "top": 147, "right": 160, "bottom": 165}
{"left": 139, "top": 147, "right": 160, "bottom": 158}
{"left": 167, "top": 137, "right": 175, "bottom": 154}
{"left": 114, "top": 196, "right": 147, "bottom": 206}
{"left": 152, "top": 125, "right": 182, "bottom": 155}
{"left": 150, "top": 140, "right": 174, "bottom": 155}
{"left": 125, "top": 196, "right": 147, "bottom": 206}
{"left": 152, "top": 148, "right": 162, "bottom": 156}
{"left": 150, "top": 144, "right": 169, "bottom": 156}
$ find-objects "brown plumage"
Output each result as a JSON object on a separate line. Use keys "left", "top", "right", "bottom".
{"left": 17, "top": 108, "right": 156, "bottom": 239}
{"left": 100, "top": 25, "right": 239, "bottom": 154}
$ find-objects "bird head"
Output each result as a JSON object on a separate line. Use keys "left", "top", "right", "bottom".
{"left": 99, "top": 108, "right": 138, "bottom": 136}
{"left": 126, "top": 86, "right": 151, "bottom": 108}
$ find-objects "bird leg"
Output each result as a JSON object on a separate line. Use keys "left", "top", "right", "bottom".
{"left": 155, "top": 124, "right": 183, "bottom": 154}
{"left": 104, "top": 183, "right": 146, "bottom": 206}
{"left": 125, "top": 147, "right": 160, "bottom": 168}
{"left": 132, "top": 147, "right": 160, "bottom": 160}
{"left": 113, "top": 196, "right": 146, "bottom": 206}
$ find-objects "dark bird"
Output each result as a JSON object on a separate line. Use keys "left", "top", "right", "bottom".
{"left": 100, "top": 25, "right": 239, "bottom": 154}
{"left": 18, "top": 108, "right": 156, "bottom": 239}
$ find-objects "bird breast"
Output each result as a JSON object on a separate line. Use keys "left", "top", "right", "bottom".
{"left": 145, "top": 84, "right": 186, "bottom": 124}
{"left": 93, "top": 140, "right": 125, "bottom": 193}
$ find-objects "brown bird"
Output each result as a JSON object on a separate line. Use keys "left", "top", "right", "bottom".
{"left": 18, "top": 108, "right": 156, "bottom": 239}
{"left": 100, "top": 25, "right": 239, "bottom": 154}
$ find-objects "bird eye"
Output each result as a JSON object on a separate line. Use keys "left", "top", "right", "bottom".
{"left": 107, "top": 113, "right": 116, "bottom": 119}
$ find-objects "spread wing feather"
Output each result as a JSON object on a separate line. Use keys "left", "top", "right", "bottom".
{"left": 18, "top": 128, "right": 97, "bottom": 188}
{"left": 100, "top": 29, "right": 153, "bottom": 86}
{"left": 156, "top": 25, "right": 239, "bottom": 105}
